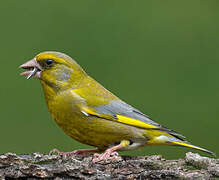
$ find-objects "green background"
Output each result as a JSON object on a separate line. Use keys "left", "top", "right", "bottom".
{"left": 0, "top": 0, "right": 218, "bottom": 159}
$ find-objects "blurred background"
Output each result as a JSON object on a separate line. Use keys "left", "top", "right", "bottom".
{"left": 0, "top": 0, "right": 218, "bottom": 159}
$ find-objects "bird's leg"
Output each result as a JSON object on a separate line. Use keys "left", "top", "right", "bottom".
{"left": 92, "top": 140, "right": 130, "bottom": 163}
{"left": 50, "top": 148, "right": 99, "bottom": 156}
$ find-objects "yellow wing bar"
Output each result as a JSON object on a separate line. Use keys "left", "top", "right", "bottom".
{"left": 116, "top": 115, "right": 158, "bottom": 129}
{"left": 81, "top": 106, "right": 158, "bottom": 130}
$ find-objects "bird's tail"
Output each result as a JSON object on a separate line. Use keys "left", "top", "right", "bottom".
{"left": 171, "top": 141, "right": 216, "bottom": 157}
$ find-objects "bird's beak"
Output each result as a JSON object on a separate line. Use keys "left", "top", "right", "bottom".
{"left": 19, "top": 58, "right": 42, "bottom": 79}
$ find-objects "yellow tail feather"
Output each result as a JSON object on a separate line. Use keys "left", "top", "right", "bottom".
{"left": 171, "top": 141, "right": 216, "bottom": 157}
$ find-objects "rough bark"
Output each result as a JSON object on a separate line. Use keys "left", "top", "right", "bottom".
{"left": 0, "top": 152, "right": 218, "bottom": 180}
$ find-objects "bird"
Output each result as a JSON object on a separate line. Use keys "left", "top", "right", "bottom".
{"left": 19, "top": 51, "right": 215, "bottom": 161}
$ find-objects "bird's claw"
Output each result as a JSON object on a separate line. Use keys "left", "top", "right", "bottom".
{"left": 49, "top": 148, "right": 78, "bottom": 157}
{"left": 49, "top": 148, "right": 98, "bottom": 157}
{"left": 92, "top": 151, "right": 120, "bottom": 163}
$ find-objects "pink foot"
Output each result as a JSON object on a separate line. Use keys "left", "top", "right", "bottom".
{"left": 92, "top": 143, "right": 124, "bottom": 163}
{"left": 92, "top": 150, "right": 120, "bottom": 163}
{"left": 49, "top": 148, "right": 98, "bottom": 157}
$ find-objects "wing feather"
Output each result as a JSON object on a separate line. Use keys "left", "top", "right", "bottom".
{"left": 91, "top": 100, "right": 185, "bottom": 140}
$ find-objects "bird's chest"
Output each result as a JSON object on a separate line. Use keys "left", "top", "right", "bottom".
{"left": 47, "top": 92, "right": 91, "bottom": 138}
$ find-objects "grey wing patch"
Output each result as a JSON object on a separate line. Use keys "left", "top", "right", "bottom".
{"left": 95, "top": 100, "right": 161, "bottom": 127}
{"left": 94, "top": 100, "right": 185, "bottom": 141}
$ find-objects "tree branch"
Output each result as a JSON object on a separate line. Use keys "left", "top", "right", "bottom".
{"left": 0, "top": 152, "right": 218, "bottom": 179}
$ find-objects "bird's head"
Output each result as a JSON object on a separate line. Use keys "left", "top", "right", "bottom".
{"left": 20, "top": 51, "right": 87, "bottom": 91}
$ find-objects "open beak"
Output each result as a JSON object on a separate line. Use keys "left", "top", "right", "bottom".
{"left": 19, "top": 58, "right": 42, "bottom": 79}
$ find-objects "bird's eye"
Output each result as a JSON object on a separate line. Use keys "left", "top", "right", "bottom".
{"left": 45, "top": 59, "right": 54, "bottom": 66}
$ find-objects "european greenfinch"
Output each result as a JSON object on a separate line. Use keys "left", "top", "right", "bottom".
{"left": 20, "top": 51, "right": 215, "bottom": 161}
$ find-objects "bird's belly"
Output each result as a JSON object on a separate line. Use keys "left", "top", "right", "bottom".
{"left": 48, "top": 102, "right": 146, "bottom": 150}
{"left": 63, "top": 116, "right": 145, "bottom": 150}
